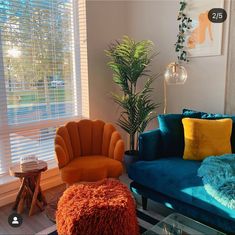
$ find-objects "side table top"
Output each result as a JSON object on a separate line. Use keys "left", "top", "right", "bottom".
{"left": 9, "top": 160, "right": 48, "bottom": 178}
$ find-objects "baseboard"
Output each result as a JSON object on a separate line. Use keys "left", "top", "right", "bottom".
{"left": 0, "top": 167, "right": 63, "bottom": 207}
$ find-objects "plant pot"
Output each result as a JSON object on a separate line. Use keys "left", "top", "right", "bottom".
{"left": 124, "top": 150, "right": 139, "bottom": 173}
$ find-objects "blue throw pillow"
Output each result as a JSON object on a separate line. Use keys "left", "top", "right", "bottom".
{"left": 182, "top": 109, "right": 235, "bottom": 153}
{"left": 182, "top": 108, "right": 203, "bottom": 117}
{"left": 158, "top": 112, "right": 201, "bottom": 157}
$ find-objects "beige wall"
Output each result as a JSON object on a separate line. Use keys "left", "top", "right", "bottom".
{"left": 86, "top": 0, "right": 231, "bottom": 139}
{"left": 127, "top": 0, "right": 231, "bottom": 114}
{"left": 86, "top": 0, "right": 129, "bottom": 141}
{"left": 225, "top": 0, "right": 235, "bottom": 114}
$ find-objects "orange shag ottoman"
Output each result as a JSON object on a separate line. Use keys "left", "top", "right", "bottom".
{"left": 56, "top": 179, "right": 139, "bottom": 235}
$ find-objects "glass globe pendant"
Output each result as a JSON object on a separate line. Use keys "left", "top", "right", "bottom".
{"left": 164, "top": 62, "right": 187, "bottom": 85}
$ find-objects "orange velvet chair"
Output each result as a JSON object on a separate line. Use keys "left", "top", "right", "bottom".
{"left": 54, "top": 119, "right": 125, "bottom": 185}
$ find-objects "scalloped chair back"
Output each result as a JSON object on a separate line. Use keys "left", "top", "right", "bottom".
{"left": 55, "top": 119, "right": 125, "bottom": 184}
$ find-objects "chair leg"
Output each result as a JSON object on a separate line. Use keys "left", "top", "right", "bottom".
{"left": 142, "top": 196, "right": 147, "bottom": 210}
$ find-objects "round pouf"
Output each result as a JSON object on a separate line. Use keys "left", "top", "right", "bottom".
{"left": 56, "top": 179, "right": 139, "bottom": 235}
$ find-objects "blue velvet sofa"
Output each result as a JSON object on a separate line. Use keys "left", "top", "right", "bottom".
{"left": 128, "top": 109, "right": 235, "bottom": 234}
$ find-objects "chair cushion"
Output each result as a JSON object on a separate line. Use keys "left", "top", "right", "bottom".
{"left": 183, "top": 118, "right": 232, "bottom": 160}
{"left": 61, "top": 156, "right": 123, "bottom": 184}
{"left": 158, "top": 112, "right": 201, "bottom": 157}
{"left": 128, "top": 158, "right": 235, "bottom": 220}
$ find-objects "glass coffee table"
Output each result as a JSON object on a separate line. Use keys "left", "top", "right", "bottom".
{"left": 143, "top": 213, "right": 226, "bottom": 235}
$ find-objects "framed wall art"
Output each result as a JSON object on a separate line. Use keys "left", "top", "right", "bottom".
{"left": 186, "top": 0, "right": 224, "bottom": 57}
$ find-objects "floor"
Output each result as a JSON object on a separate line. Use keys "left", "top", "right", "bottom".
{"left": 0, "top": 174, "right": 172, "bottom": 235}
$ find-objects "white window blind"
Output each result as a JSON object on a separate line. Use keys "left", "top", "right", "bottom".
{"left": 0, "top": 0, "right": 89, "bottom": 176}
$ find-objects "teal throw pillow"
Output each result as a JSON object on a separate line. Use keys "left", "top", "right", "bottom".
{"left": 158, "top": 112, "right": 201, "bottom": 157}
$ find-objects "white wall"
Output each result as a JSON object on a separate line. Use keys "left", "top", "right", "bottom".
{"left": 86, "top": 0, "right": 231, "bottom": 140}
{"left": 86, "top": 0, "right": 129, "bottom": 141}
{"left": 126, "top": 0, "right": 231, "bottom": 114}
{"left": 225, "top": 0, "right": 235, "bottom": 114}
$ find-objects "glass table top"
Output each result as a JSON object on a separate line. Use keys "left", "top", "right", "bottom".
{"left": 143, "top": 213, "right": 226, "bottom": 235}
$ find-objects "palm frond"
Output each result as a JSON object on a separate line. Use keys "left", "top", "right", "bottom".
{"left": 106, "top": 36, "right": 159, "bottom": 151}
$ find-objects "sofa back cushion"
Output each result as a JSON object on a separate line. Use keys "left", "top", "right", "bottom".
{"left": 182, "top": 118, "right": 232, "bottom": 160}
{"left": 158, "top": 112, "right": 201, "bottom": 157}
{"left": 182, "top": 109, "right": 235, "bottom": 153}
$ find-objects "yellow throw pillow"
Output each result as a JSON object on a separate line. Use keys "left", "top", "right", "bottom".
{"left": 182, "top": 118, "right": 232, "bottom": 160}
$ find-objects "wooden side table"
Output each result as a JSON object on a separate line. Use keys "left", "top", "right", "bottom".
{"left": 9, "top": 160, "right": 48, "bottom": 216}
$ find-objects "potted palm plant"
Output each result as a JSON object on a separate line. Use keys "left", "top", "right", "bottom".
{"left": 106, "top": 36, "right": 159, "bottom": 169}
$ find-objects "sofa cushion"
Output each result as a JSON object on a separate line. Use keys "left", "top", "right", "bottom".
{"left": 182, "top": 108, "right": 206, "bottom": 116}
{"left": 158, "top": 112, "right": 201, "bottom": 157}
{"left": 182, "top": 109, "right": 235, "bottom": 153}
{"left": 202, "top": 114, "right": 235, "bottom": 154}
{"left": 183, "top": 118, "right": 232, "bottom": 160}
{"left": 128, "top": 158, "right": 235, "bottom": 220}
{"left": 182, "top": 108, "right": 202, "bottom": 117}
{"left": 139, "top": 129, "right": 162, "bottom": 161}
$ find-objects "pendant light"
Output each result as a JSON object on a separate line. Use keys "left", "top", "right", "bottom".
{"left": 164, "top": 62, "right": 187, "bottom": 85}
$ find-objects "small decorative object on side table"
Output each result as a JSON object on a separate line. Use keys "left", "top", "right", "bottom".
{"left": 9, "top": 159, "right": 47, "bottom": 216}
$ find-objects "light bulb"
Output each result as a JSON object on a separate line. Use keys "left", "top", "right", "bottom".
{"left": 164, "top": 62, "right": 187, "bottom": 85}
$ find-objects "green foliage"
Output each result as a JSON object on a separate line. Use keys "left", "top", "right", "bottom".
{"left": 106, "top": 36, "right": 159, "bottom": 151}
{"left": 175, "top": 0, "right": 192, "bottom": 62}
{"left": 1, "top": 1, "right": 73, "bottom": 106}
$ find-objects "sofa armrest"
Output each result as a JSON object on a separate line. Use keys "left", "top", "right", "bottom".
{"left": 138, "top": 129, "right": 162, "bottom": 161}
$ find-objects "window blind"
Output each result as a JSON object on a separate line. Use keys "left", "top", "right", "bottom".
{"left": 0, "top": 0, "right": 89, "bottom": 176}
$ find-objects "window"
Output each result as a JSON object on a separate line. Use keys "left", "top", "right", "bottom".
{"left": 0, "top": 0, "right": 89, "bottom": 176}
